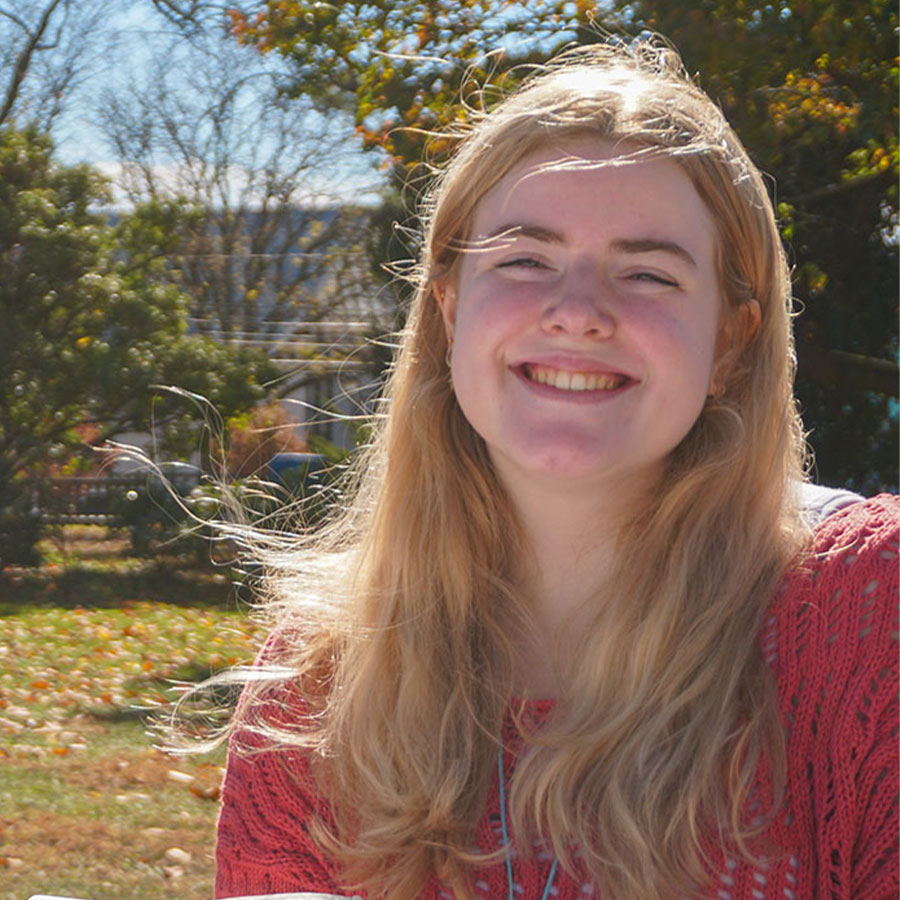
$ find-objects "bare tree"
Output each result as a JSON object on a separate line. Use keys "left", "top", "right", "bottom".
{"left": 147, "top": 0, "right": 227, "bottom": 35}
{"left": 0, "top": 0, "right": 107, "bottom": 129}
{"left": 98, "top": 32, "right": 385, "bottom": 330}
{"left": 97, "top": 27, "right": 390, "bottom": 401}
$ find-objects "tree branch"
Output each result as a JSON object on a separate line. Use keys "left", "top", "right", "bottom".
{"left": 0, "top": 8, "right": 32, "bottom": 33}
{"left": 791, "top": 171, "right": 892, "bottom": 207}
{"left": 796, "top": 341, "right": 899, "bottom": 397}
{"left": 149, "top": 0, "right": 225, "bottom": 36}
{"left": 0, "top": 0, "right": 66, "bottom": 127}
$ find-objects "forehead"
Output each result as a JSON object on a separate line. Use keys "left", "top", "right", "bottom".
{"left": 469, "top": 136, "right": 718, "bottom": 258}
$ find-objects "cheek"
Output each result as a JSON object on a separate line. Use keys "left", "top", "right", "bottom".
{"left": 640, "top": 306, "right": 719, "bottom": 389}
{"left": 452, "top": 288, "right": 532, "bottom": 350}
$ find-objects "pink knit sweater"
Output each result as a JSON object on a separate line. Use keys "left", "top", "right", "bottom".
{"left": 215, "top": 495, "right": 899, "bottom": 899}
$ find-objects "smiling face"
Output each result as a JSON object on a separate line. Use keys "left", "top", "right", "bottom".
{"left": 438, "top": 137, "right": 725, "bottom": 500}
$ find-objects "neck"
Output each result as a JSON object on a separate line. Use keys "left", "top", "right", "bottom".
{"left": 502, "top": 471, "right": 651, "bottom": 698}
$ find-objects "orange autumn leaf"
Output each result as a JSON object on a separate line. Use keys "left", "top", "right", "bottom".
{"left": 190, "top": 784, "right": 221, "bottom": 801}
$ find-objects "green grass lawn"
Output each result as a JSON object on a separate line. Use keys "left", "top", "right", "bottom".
{"left": 0, "top": 527, "right": 269, "bottom": 900}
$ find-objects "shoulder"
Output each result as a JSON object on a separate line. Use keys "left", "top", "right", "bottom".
{"left": 806, "top": 491, "right": 898, "bottom": 554}
{"left": 765, "top": 492, "right": 898, "bottom": 703}
{"left": 796, "top": 481, "right": 867, "bottom": 527}
{"left": 779, "top": 491, "right": 897, "bottom": 593}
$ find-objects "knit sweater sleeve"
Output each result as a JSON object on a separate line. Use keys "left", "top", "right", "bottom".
{"left": 214, "top": 727, "right": 348, "bottom": 897}
{"left": 773, "top": 494, "right": 899, "bottom": 899}
{"left": 832, "top": 496, "right": 899, "bottom": 898}
{"left": 213, "top": 632, "right": 350, "bottom": 898}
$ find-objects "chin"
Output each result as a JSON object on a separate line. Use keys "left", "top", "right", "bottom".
{"left": 502, "top": 444, "right": 639, "bottom": 485}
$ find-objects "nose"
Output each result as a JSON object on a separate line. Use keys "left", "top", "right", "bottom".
{"left": 541, "top": 265, "right": 615, "bottom": 339}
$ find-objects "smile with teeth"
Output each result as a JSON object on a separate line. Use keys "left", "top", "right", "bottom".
{"left": 522, "top": 363, "right": 629, "bottom": 392}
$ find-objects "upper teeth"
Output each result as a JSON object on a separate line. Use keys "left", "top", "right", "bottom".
{"left": 526, "top": 364, "right": 625, "bottom": 391}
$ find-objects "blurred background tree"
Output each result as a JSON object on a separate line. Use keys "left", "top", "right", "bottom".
{"left": 0, "top": 127, "right": 277, "bottom": 476}
{"left": 96, "top": 22, "right": 386, "bottom": 399}
{"left": 0, "top": 127, "right": 276, "bottom": 564}
{"left": 0, "top": 0, "right": 107, "bottom": 131}
{"left": 226, "top": 0, "right": 898, "bottom": 492}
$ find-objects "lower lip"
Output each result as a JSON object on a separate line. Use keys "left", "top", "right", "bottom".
{"left": 511, "top": 367, "right": 635, "bottom": 401}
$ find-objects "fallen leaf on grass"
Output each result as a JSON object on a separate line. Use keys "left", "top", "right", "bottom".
{"left": 15, "top": 745, "right": 47, "bottom": 759}
{"left": 167, "top": 769, "right": 194, "bottom": 784}
{"left": 164, "top": 847, "right": 192, "bottom": 865}
{"left": 189, "top": 783, "right": 221, "bottom": 800}
{"left": 116, "top": 792, "right": 151, "bottom": 803}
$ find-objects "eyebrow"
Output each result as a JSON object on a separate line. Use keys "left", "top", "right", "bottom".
{"left": 484, "top": 224, "right": 697, "bottom": 268}
{"left": 611, "top": 238, "right": 697, "bottom": 269}
{"left": 485, "top": 223, "right": 565, "bottom": 244}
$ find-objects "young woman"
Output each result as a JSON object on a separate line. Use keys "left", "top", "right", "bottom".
{"left": 213, "top": 39, "right": 898, "bottom": 900}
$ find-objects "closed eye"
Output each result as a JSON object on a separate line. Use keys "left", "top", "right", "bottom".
{"left": 496, "top": 256, "right": 548, "bottom": 270}
{"left": 629, "top": 271, "right": 680, "bottom": 287}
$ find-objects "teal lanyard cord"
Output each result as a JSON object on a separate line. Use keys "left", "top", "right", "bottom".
{"left": 497, "top": 741, "right": 560, "bottom": 900}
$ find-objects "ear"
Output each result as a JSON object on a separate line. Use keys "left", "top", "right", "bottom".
{"left": 710, "top": 298, "right": 761, "bottom": 395}
{"left": 434, "top": 279, "right": 457, "bottom": 341}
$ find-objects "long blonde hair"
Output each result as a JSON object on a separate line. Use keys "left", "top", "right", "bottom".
{"left": 228, "top": 38, "right": 809, "bottom": 900}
